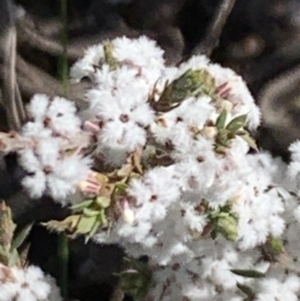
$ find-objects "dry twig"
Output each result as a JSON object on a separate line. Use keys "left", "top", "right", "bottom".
{"left": 191, "top": 0, "right": 237, "bottom": 57}
{"left": 0, "top": 0, "right": 25, "bottom": 131}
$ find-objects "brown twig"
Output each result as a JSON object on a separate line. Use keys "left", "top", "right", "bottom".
{"left": 0, "top": 55, "right": 92, "bottom": 109}
{"left": 191, "top": 0, "right": 237, "bottom": 57}
{"left": 17, "top": 14, "right": 83, "bottom": 61}
{"left": 16, "top": 13, "right": 141, "bottom": 62}
{"left": 0, "top": 0, "right": 25, "bottom": 131}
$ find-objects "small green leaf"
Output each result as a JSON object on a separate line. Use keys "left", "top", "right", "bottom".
{"left": 216, "top": 109, "right": 228, "bottom": 130}
{"left": 153, "top": 68, "right": 215, "bottom": 112}
{"left": 231, "top": 269, "right": 265, "bottom": 278}
{"left": 11, "top": 223, "right": 33, "bottom": 250}
{"left": 198, "top": 69, "right": 216, "bottom": 95}
{"left": 100, "top": 209, "right": 108, "bottom": 227}
{"left": 0, "top": 245, "right": 9, "bottom": 263}
{"left": 85, "top": 219, "right": 102, "bottom": 243}
{"left": 103, "top": 42, "right": 118, "bottom": 70}
{"left": 71, "top": 199, "right": 94, "bottom": 212}
{"left": 238, "top": 131, "right": 258, "bottom": 151}
{"left": 268, "top": 236, "right": 284, "bottom": 254}
{"left": 115, "top": 182, "right": 128, "bottom": 193}
{"left": 76, "top": 215, "right": 98, "bottom": 235}
{"left": 216, "top": 128, "right": 233, "bottom": 148}
{"left": 96, "top": 196, "right": 111, "bottom": 209}
{"left": 214, "top": 144, "right": 228, "bottom": 155}
{"left": 217, "top": 214, "right": 238, "bottom": 241}
{"left": 226, "top": 114, "right": 247, "bottom": 133}
{"left": 8, "top": 249, "right": 19, "bottom": 267}
{"left": 237, "top": 282, "right": 256, "bottom": 299}
{"left": 83, "top": 208, "right": 100, "bottom": 217}
{"left": 42, "top": 215, "right": 81, "bottom": 234}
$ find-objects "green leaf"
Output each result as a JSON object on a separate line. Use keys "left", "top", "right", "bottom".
{"left": 226, "top": 114, "right": 247, "bottom": 133}
{"left": 103, "top": 42, "right": 118, "bottom": 70}
{"left": 153, "top": 68, "right": 216, "bottom": 112}
{"left": 0, "top": 245, "right": 9, "bottom": 263}
{"left": 231, "top": 269, "right": 265, "bottom": 278}
{"left": 216, "top": 129, "right": 232, "bottom": 148}
{"left": 216, "top": 109, "right": 228, "bottom": 130}
{"left": 42, "top": 215, "right": 81, "bottom": 234}
{"left": 71, "top": 199, "right": 94, "bottom": 212}
{"left": 217, "top": 214, "right": 238, "bottom": 241}
{"left": 237, "top": 283, "right": 256, "bottom": 299}
{"left": 100, "top": 209, "right": 108, "bottom": 227}
{"left": 8, "top": 248, "right": 19, "bottom": 267}
{"left": 11, "top": 223, "right": 33, "bottom": 250}
{"left": 76, "top": 215, "right": 98, "bottom": 235}
{"left": 214, "top": 144, "right": 228, "bottom": 155}
{"left": 85, "top": 219, "right": 102, "bottom": 243}
{"left": 96, "top": 196, "right": 111, "bottom": 209}
{"left": 197, "top": 69, "right": 216, "bottom": 95}
{"left": 83, "top": 208, "right": 100, "bottom": 217}
{"left": 237, "top": 131, "right": 258, "bottom": 151}
{"left": 268, "top": 237, "right": 284, "bottom": 254}
{"left": 115, "top": 182, "right": 128, "bottom": 194}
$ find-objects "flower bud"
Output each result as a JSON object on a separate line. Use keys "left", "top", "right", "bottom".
{"left": 121, "top": 201, "right": 135, "bottom": 225}
{"left": 222, "top": 100, "right": 233, "bottom": 112}
{"left": 202, "top": 126, "right": 217, "bottom": 139}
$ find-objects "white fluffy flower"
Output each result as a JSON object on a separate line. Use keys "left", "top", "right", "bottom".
{"left": 19, "top": 138, "right": 90, "bottom": 202}
{"left": 70, "top": 44, "right": 105, "bottom": 82}
{"left": 23, "top": 94, "right": 81, "bottom": 138}
{"left": 68, "top": 37, "right": 300, "bottom": 301}
{"left": 256, "top": 274, "right": 300, "bottom": 301}
{"left": 0, "top": 264, "right": 62, "bottom": 301}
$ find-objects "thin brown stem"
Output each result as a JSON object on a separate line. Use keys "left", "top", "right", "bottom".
{"left": 0, "top": 0, "right": 26, "bottom": 131}
{"left": 191, "top": 0, "right": 237, "bottom": 57}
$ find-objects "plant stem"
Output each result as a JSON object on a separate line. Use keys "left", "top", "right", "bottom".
{"left": 58, "top": 0, "right": 69, "bottom": 298}
{"left": 59, "top": 0, "right": 69, "bottom": 96}
{"left": 58, "top": 233, "right": 69, "bottom": 298}
{"left": 191, "top": 0, "right": 237, "bottom": 57}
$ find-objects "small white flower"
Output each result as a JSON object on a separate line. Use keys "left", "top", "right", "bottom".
{"left": 0, "top": 265, "right": 62, "bottom": 301}
{"left": 19, "top": 138, "right": 91, "bottom": 203}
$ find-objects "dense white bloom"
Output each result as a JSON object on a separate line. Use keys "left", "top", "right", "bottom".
{"left": 24, "top": 94, "right": 81, "bottom": 138}
{"left": 0, "top": 264, "right": 62, "bottom": 301}
{"left": 70, "top": 44, "right": 105, "bottom": 82}
{"left": 16, "top": 36, "right": 300, "bottom": 301}
{"left": 79, "top": 37, "right": 293, "bottom": 301}
{"left": 87, "top": 87, "right": 154, "bottom": 154}
{"left": 255, "top": 274, "right": 300, "bottom": 301}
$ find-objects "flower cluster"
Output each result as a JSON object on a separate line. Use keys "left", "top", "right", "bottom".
{"left": 6, "top": 36, "right": 300, "bottom": 300}
{"left": 0, "top": 94, "right": 92, "bottom": 203}
{"left": 71, "top": 37, "right": 163, "bottom": 166}
{"left": 0, "top": 263, "right": 62, "bottom": 301}
{"left": 67, "top": 36, "right": 300, "bottom": 300}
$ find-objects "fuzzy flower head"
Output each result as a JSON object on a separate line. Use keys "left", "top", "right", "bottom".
{"left": 70, "top": 35, "right": 165, "bottom": 85}
{"left": 19, "top": 138, "right": 90, "bottom": 203}
{"left": 178, "top": 56, "right": 261, "bottom": 130}
{"left": 0, "top": 264, "right": 62, "bottom": 301}
{"left": 85, "top": 87, "right": 154, "bottom": 157}
{"left": 23, "top": 94, "right": 81, "bottom": 138}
